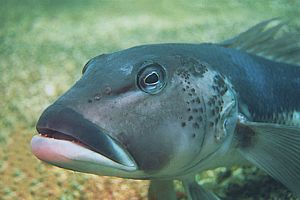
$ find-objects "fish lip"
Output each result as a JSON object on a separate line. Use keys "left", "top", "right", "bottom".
{"left": 31, "top": 135, "right": 138, "bottom": 172}
{"left": 36, "top": 128, "right": 98, "bottom": 153}
{"left": 33, "top": 104, "right": 137, "bottom": 168}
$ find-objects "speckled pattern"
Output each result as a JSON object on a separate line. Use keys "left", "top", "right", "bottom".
{"left": 175, "top": 57, "right": 235, "bottom": 144}
{"left": 175, "top": 58, "right": 208, "bottom": 144}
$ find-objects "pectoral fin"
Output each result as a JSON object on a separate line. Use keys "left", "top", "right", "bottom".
{"left": 182, "top": 177, "right": 219, "bottom": 200}
{"left": 148, "top": 180, "right": 176, "bottom": 200}
{"left": 236, "top": 122, "right": 300, "bottom": 196}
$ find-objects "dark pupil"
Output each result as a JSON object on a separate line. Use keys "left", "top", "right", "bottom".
{"left": 144, "top": 72, "right": 159, "bottom": 85}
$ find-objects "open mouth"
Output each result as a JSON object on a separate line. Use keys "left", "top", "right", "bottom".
{"left": 31, "top": 105, "right": 137, "bottom": 171}
{"left": 38, "top": 129, "right": 92, "bottom": 150}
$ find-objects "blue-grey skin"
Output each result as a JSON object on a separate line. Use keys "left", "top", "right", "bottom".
{"left": 31, "top": 20, "right": 300, "bottom": 200}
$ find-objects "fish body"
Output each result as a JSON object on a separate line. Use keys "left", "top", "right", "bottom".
{"left": 31, "top": 20, "right": 300, "bottom": 199}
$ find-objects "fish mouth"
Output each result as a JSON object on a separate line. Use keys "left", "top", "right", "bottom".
{"left": 31, "top": 104, "right": 137, "bottom": 172}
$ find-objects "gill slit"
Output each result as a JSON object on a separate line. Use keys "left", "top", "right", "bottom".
{"left": 200, "top": 95, "right": 208, "bottom": 156}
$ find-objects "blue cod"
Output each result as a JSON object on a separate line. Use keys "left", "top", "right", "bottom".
{"left": 31, "top": 19, "right": 300, "bottom": 199}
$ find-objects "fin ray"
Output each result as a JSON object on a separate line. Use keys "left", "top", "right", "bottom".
{"left": 221, "top": 19, "right": 300, "bottom": 66}
{"left": 237, "top": 122, "right": 300, "bottom": 197}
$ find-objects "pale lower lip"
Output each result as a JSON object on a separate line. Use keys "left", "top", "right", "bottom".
{"left": 31, "top": 135, "right": 73, "bottom": 163}
{"left": 31, "top": 135, "right": 137, "bottom": 171}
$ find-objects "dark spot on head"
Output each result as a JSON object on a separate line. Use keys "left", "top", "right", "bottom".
{"left": 191, "top": 88, "right": 195, "bottom": 93}
{"left": 188, "top": 93, "right": 193, "bottom": 96}
{"left": 220, "top": 87, "right": 228, "bottom": 96}
{"left": 214, "top": 74, "right": 225, "bottom": 88}
{"left": 209, "top": 121, "right": 214, "bottom": 127}
{"left": 208, "top": 98, "right": 216, "bottom": 106}
{"left": 197, "top": 116, "right": 203, "bottom": 122}
{"left": 192, "top": 133, "right": 196, "bottom": 138}
{"left": 181, "top": 122, "right": 186, "bottom": 127}
{"left": 189, "top": 61, "right": 209, "bottom": 77}
{"left": 218, "top": 100, "right": 222, "bottom": 106}
{"left": 188, "top": 116, "right": 193, "bottom": 121}
{"left": 215, "top": 118, "right": 219, "bottom": 124}
{"left": 88, "top": 99, "right": 92, "bottom": 103}
{"left": 211, "top": 109, "right": 215, "bottom": 116}
{"left": 199, "top": 108, "right": 204, "bottom": 113}
{"left": 182, "top": 88, "right": 186, "bottom": 92}
{"left": 193, "top": 108, "right": 198, "bottom": 113}
{"left": 195, "top": 97, "right": 201, "bottom": 104}
{"left": 193, "top": 123, "right": 200, "bottom": 129}
{"left": 187, "top": 108, "right": 191, "bottom": 112}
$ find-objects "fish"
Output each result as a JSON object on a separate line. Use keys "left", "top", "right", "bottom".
{"left": 31, "top": 19, "right": 300, "bottom": 200}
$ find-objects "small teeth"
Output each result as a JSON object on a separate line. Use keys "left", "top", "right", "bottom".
{"left": 38, "top": 133, "right": 82, "bottom": 145}
{"left": 40, "top": 133, "right": 49, "bottom": 137}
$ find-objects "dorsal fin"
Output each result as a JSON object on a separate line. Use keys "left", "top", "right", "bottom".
{"left": 220, "top": 18, "right": 300, "bottom": 66}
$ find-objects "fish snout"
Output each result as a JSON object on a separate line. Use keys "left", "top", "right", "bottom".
{"left": 32, "top": 104, "right": 136, "bottom": 168}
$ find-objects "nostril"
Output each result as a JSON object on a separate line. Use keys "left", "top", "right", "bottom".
{"left": 94, "top": 93, "right": 102, "bottom": 101}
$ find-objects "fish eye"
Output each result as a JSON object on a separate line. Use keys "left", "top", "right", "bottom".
{"left": 137, "top": 63, "right": 167, "bottom": 94}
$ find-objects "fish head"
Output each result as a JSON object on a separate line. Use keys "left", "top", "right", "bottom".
{"left": 31, "top": 44, "right": 238, "bottom": 179}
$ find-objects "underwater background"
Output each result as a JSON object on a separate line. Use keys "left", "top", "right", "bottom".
{"left": 0, "top": 0, "right": 299, "bottom": 199}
